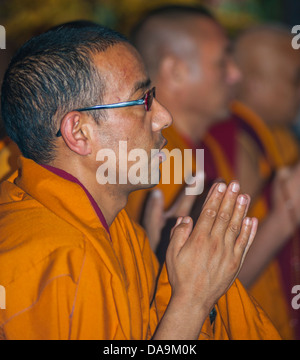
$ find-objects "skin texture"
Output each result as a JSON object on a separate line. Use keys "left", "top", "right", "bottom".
{"left": 50, "top": 42, "right": 257, "bottom": 339}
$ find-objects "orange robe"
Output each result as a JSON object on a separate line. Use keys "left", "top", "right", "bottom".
{"left": 0, "top": 156, "right": 280, "bottom": 340}
{"left": 0, "top": 137, "right": 20, "bottom": 183}
{"left": 207, "top": 100, "right": 299, "bottom": 340}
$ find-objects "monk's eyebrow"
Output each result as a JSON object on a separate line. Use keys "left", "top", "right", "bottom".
{"left": 130, "top": 78, "right": 152, "bottom": 98}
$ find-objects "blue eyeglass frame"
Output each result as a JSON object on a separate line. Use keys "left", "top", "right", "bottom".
{"left": 56, "top": 87, "right": 156, "bottom": 137}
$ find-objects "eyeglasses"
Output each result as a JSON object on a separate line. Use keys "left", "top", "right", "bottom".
{"left": 56, "top": 87, "right": 156, "bottom": 137}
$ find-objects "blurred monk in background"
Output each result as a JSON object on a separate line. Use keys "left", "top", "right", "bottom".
{"left": 209, "top": 25, "right": 300, "bottom": 339}
{"left": 127, "top": 6, "right": 300, "bottom": 339}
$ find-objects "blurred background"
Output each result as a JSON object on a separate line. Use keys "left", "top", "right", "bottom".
{"left": 1, "top": 0, "right": 299, "bottom": 44}
{"left": 0, "top": 0, "right": 299, "bottom": 136}
{"left": 0, "top": 0, "right": 299, "bottom": 59}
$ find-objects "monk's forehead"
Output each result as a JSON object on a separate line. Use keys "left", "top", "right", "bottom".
{"left": 189, "top": 17, "right": 226, "bottom": 40}
{"left": 91, "top": 43, "right": 148, "bottom": 100}
{"left": 236, "top": 30, "right": 300, "bottom": 74}
{"left": 184, "top": 17, "right": 228, "bottom": 56}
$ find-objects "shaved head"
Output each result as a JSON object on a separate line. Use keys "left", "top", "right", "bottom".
{"left": 131, "top": 5, "right": 218, "bottom": 80}
{"left": 234, "top": 25, "right": 300, "bottom": 126}
{"left": 130, "top": 5, "right": 241, "bottom": 140}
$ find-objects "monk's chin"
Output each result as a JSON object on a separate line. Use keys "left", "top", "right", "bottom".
{"left": 128, "top": 173, "right": 162, "bottom": 194}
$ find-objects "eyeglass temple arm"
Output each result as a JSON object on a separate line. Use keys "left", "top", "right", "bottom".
{"left": 74, "top": 99, "right": 145, "bottom": 112}
{"left": 56, "top": 99, "right": 145, "bottom": 137}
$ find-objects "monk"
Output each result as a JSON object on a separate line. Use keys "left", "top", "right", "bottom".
{"left": 126, "top": 7, "right": 300, "bottom": 339}
{"left": 229, "top": 25, "right": 300, "bottom": 339}
{"left": 207, "top": 25, "right": 300, "bottom": 339}
{"left": 0, "top": 24, "right": 280, "bottom": 340}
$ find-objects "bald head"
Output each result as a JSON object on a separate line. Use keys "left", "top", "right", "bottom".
{"left": 234, "top": 25, "right": 300, "bottom": 126}
{"left": 131, "top": 5, "right": 218, "bottom": 80}
{"left": 131, "top": 5, "right": 241, "bottom": 140}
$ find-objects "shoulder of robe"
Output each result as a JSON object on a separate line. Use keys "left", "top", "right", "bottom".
{"left": 0, "top": 195, "right": 94, "bottom": 287}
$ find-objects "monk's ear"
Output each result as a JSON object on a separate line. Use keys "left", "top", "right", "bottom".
{"left": 59, "top": 112, "right": 92, "bottom": 156}
{"left": 160, "top": 55, "right": 188, "bottom": 88}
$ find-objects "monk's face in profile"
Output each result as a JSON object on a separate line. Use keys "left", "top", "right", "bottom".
{"left": 182, "top": 18, "right": 241, "bottom": 123}
{"left": 89, "top": 43, "right": 172, "bottom": 192}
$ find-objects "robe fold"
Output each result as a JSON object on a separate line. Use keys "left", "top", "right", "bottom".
{"left": 0, "top": 156, "right": 281, "bottom": 340}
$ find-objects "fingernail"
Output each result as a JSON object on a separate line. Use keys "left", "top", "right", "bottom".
{"left": 182, "top": 217, "right": 191, "bottom": 224}
{"left": 176, "top": 217, "right": 183, "bottom": 226}
{"left": 218, "top": 183, "right": 227, "bottom": 193}
{"left": 245, "top": 217, "right": 252, "bottom": 226}
{"left": 152, "top": 189, "right": 163, "bottom": 198}
{"left": 231, "top": 182, "right": 240, "bottom": 193}
{"left": 238, "top": 195, "right": 248, "bottom": 205}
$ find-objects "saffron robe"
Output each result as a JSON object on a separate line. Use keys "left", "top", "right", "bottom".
{"left": 0, "top": 137, "right": 20, "bottom": 183}
{"left": 208, "top": 100, "right": 299, "bottom": 340}
{"left": 0, "top": 157, "right": 280, "bottom": 340}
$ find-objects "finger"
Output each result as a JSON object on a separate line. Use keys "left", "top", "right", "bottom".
{"left": 170, "top": 217, "right": 183, "bottom": 238}
{"left": 243, "top": 194, "right": 251, "bottom": 218}
{"left": 210, "top": 181, "right": 241, "bottom": 239}
{"left": 240, "top": 218, "right": 258, "bottom": 265}
{"left": 202, "top": 182, "right": 220, "bottom": 209}
{"left": 224, "top": 194, "right": 250, "bottom": 247}
{"left": 191, "top": 182, "right": 227, "bottom": 238}
{"left": 168, "top": 217, "right": 194, "bottom": 257}
{"left": 234, "top": 217, "right": 257, "bottom": 261}
{"left": 166, "top": 173, "right": 204, "bottom": 218}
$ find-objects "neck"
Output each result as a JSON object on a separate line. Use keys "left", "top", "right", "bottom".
{"left": 81, "top": 181, "right": 128, "bottom": 227}
{"left": 48, "top": 157, "right": 127, "bottom": 227}
{"left": 237, "top": 97, "right": 275, "bottom": 129}
{"left": 157, "top": 86, "right": 210, "bottom": 144}
{"left": 172, "top": 112, "right": 210, "bottom": 144}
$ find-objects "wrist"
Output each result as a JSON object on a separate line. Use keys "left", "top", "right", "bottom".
{"left": 170, "top": 288, "right": 213, "bottom": 321}
{"left": 154, "top": 292, "right": 209, "bottom": 340}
